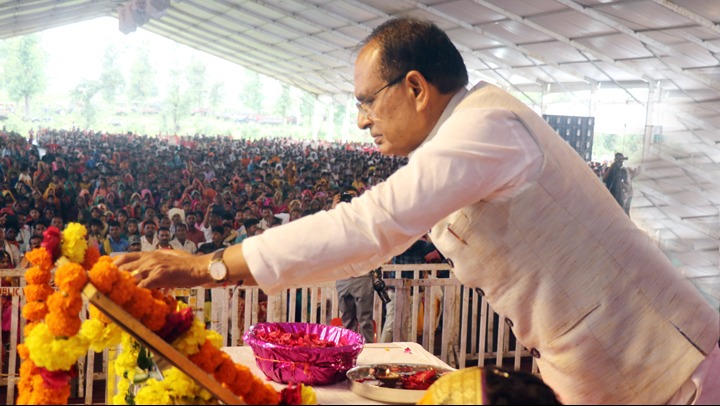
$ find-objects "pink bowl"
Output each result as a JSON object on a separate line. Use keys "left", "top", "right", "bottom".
{"left": 244, "top": 322, "right": 364, "bottom": 386}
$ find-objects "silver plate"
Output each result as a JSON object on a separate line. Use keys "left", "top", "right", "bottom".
{"left": 346, "top": 364, "right": 453, "bottom": 404}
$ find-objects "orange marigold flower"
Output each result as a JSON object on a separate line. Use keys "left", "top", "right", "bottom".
{"left": 140, "top": 298, "right": 169, "bottom": 332}
{"left": 163, "top": 294, "right": 178, "bottom": 310}
{"left": 24, "top": 248, "right": 53, "bottom": 271}
{"left": 22, "top": 302, "right": 48, "bottom": 322}
{"left": 205, "top": 344, "right": 226, "bottom": 372}
{"left": 29, "top": 374, "right": 71, "bottom": 405}
{"left": 88, "top": 260, "right": 119, "bottom": 294}
{"left": 17, "top": 344, "right": 30, "bottom": 360}
{"left": 244, "top": 379, "right": 279, "bottom": 405}
{"left": 54, "top": 263, "right": 88, "bottom": 293}
{"left": 46, "top": 311, "right": 83, "bottom": 338}
{"left": 213, "top": 357, "right": 238, "bottom": 384}
{"left": 189, "top": 340, "right": 219, "bottom": 373}
{"left": 46, "top": 292, "right": 83, "bottom": 316}
{"left": 126, "top": 288, "right": 154, "bottom": 320}
{"left": 89, "top": 305, "right": 112, "bottom": 324}
{"left": 108, "top": 272, "right": 134, "bottom": 307}
{"left": 24, "top": 284, "right": 55, "bottom": 303}
{"left": 82, "top": 245, "right": 101, "bottom": 270}
{"left": 24, "top": 267, "right": 52, "bottom": 286}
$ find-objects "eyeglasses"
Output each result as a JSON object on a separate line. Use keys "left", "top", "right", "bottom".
{"left": 355, "top": 72, "right": 407, "bottom": 116}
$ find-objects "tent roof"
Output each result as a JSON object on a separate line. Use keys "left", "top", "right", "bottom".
{"left": 3, "top": 0, "right": 720, "bottom": 99}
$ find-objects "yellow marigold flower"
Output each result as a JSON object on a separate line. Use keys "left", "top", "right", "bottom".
{"left": 301, "top": 383, "right": 318, "bottom": 405}
{"left": 61, "top": 223, "right": 88, "bottom": 264}
{"left": 112, "top": 377, "right": 131, "bottom": 405}
{"left": 172, "top": 319, "right": 207, "bottom": 356}
{"left": 80, "top": 319, "right": 122, "bottom": 353}
{"left": 25, "top": 323, "right": 89, "bottom": 371}
{"left": 206, "top": 329, "right": 223, "bottom": 349}
{"left": 135, "top": 378, "right": 172, "bottom": 405}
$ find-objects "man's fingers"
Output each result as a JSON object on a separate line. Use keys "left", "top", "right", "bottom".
{"left": 114, "top": 252, "right": 143, "bottom": 270}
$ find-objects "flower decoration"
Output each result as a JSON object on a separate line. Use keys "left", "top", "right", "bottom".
{"left": 19, "top": 222, "right": 309, "bottom": 405}
{"left": 60, "top": 222, "right": 88, "bottom": 264}
{"left": 41, "top": 226, "right": 62, "bottom": 261}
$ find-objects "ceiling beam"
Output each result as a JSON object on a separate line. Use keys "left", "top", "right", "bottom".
{"left": 341, "top": 0, "right": 549, "bottom": 86}
{"left": 553, "top": 0, "right": 720, "bottom": 92}
{"left": 648, "top": 0, "right": 720, "bottom": 35}
{"left": 158, "top": 3, "right": 346, "bottom": 92}
{"left": 177, "top": 1, "right": 349, "bottom": 70}
{"left": 143, "top": 17, "right": 345, "bottom": 95}
{"left": 400, "top": 0, "right": 598, "bottom": 86}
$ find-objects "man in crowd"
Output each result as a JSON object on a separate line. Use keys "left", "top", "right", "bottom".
{"left": 0, "top": 226, "right": 20, "bottom": 267}
{"left": 184, "top": 211, "right": 206, "bottom": 246}
{"left": 170, "top": 223, "right": 197, "bottom": 254}
{"left": 196, "top": 226, "right": 227, "bottom": 254}
{"left": 101, "top": 220, "right": 129, "bottom": 255}
{"left": 603, "top": 152, "right": 631, "bottom": 213}
{"left": 127, "top": 235, "right": 142, "bottom": 253}
{"left": 154, "top": 227, "right": 174, "bottom": 250}
{"left": 140, "top": 220, "right": 159, "bottom": 252}
{"left": 119, "top": 18, "right": 720, "bottom": 404}
{"left": 332, "top": 186, "right": 376, "bottom": 344}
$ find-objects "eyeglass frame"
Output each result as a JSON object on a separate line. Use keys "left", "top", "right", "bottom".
{"left": 355, "top": 72, "right": 408, "bottom": 116}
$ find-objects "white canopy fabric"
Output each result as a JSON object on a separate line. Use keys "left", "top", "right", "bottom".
{"left": 1, "top": 0, "right": 719, "bottom": 305}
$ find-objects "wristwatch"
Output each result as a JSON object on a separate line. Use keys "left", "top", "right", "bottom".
{"left": 208, "top": 249, "right": 228, "bottom": 283}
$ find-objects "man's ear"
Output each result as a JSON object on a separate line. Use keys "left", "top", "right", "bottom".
{"left": 405, "top": 71, "right": 430, "bottom": 111}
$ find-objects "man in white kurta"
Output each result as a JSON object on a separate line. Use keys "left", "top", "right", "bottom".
{"left": 121, "top": 18, "right": 720, "bottom": 404}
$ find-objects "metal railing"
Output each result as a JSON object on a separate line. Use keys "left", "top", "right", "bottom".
{"left": 1, "top": 264, "right": 535, "bottom": 404}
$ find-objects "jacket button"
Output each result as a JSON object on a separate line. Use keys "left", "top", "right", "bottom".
{"left": 530, "top": 348, "right": 541, "bottom": 358}
{"left": 505, "top": 318, "right": 514, "bottom": 328}
{"left": 446, "top": 258, "right": 454, "bottom": 268}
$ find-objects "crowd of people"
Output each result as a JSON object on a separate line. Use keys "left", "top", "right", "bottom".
{"left": 0, "top": 127, "right": 407, "bottom": 261}
{"left": 0, "top": 126, "right": 414, "bottom": 358}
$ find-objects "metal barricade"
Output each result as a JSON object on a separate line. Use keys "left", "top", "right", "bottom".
{"left": 1, "top": 264, "right": 535, "bottom": 405}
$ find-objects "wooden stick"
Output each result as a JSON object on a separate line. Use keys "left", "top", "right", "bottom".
{"left": 82, "top": 283, "right": 243, "bottom": 405}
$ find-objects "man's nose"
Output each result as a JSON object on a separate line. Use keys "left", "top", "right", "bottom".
{"left": 357, "top": 111, "right": 372, "bottom": 130}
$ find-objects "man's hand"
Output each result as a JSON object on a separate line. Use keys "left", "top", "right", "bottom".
{"left": 114, "top": 250, "right": 211, "bottom": 289}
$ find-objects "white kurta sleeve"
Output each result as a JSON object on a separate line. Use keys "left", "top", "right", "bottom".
{"left": 243, "top": 108, "right": 542, "bottom": 294}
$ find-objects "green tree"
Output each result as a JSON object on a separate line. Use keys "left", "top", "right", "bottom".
{"left": 71, "top": 79, "right": 103, "bottom": 129}
{"left": 99, "top": 44, "right": 125, "bottom": 104}
{"left": 208, "top": 81, "right": 224, "bottom": 112}
{"left": 274, "top": 83, "right": 291, "bottom": 117}
{"left": 186, "top": 58, "right": 206, "bottom": 111}
{"left": 164, "top": 66, "right": 192, "bottom": 133}
{"left": 3, "top": 35, "right": 46, "bottom": 117}
{"left": 333, "top": 100, "right": 346, "bottom": 126}
{"left": 127, "top": 43, "right": 157, "bottom": 102}
{"left": 240, "top": 71, "right": 263, "bottom": 113}
{"left": 299, "top": 90, "right": 315, "bottom": 125}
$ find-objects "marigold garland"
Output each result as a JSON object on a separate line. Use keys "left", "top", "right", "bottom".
{"left": 18, "top": 222, "right": 298, "bottom": 405}
{"left": 134, "top": 367, "right": 215, "bottom": 405}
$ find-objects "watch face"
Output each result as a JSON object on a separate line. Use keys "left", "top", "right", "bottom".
{"left": 209, "top": 260, "right": 227, "bottom": 281}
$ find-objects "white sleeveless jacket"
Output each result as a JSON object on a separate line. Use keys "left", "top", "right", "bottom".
{"left": 429, "top": 83, "right": 720, "bottom": 404}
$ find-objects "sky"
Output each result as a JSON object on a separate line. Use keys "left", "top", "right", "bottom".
{"left": 38, "top": 17, "right": 281, "bottom": 104}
